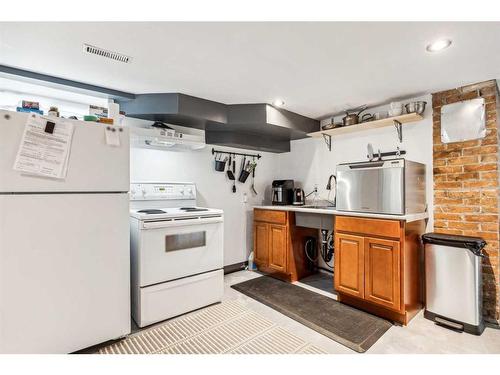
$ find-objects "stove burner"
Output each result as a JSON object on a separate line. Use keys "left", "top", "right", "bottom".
{"left": 179, "top": 207, "right": 209, "bottom": 212}
{"left": 137, "top": 209, "right": 167, "bottom": 214}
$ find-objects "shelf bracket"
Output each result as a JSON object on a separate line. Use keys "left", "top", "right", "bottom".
{"left": 322, "top": 134, "right": 332, "bottom": 151}
{"left": 394, "top": 120, "right": 403, "bottom": 143}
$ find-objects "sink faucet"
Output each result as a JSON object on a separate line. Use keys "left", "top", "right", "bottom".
{"left": 326, "top": 174, "right": 336, "bottom": 190}
{"left": 326, "top": 174, "right": 336, "bottom": 206}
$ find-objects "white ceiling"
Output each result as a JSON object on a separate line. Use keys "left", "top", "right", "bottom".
{"left": 0, "top": 22, "right": 499, "bottom": 119}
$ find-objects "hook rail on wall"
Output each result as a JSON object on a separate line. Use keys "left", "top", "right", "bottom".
{"left": 211, "top": 148, "right": 262, "bottom": 160}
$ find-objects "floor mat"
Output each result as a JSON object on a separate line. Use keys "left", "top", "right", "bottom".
{"left": 231, "top": 276, "right": 392, "bottom": 353}
{"left": 98, "top": 300, "right": 326, "bottom": 354}
{"left": 297, "top": 272, "right": 335, "bottom": 294}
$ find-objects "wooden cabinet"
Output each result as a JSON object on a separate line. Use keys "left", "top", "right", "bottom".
{"left": 268, "top": 224, "right": 287, "bottom": 272}
{"left": 253, "top": 209, "right": 317, "bottom": 282}
{"left": 364, "top": 237, "right": 400, "bottom": 311}
{"left": 253, "top": 211, "right": 288, "bottom": 273}
{"left": 334, "top": 216, "right": 424, "bottom": 325}
{"left": 254, "top": 222, "right": 269, "bottom": 265}
{"left": 334, "top": 233, "right": 365, "bottom": 299}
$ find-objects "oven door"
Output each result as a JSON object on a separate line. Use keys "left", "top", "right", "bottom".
{"left": 138, "top": 216, "right": 224, "bottom": 287}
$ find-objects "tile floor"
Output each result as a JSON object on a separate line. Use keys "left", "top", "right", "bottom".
{"left": 225, "top": 270, "right": 500, "bottom": 354}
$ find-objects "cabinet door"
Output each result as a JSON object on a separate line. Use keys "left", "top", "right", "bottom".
{"left": 334, "top": 233, "right": 365, "bottom": 298}
{"left": 254, "top": 222, "right": 269, "bottom": 266}
{"left": 364, "top": 237, "right": 401, "bottom": 311}
{"left": 268, "top": 224, "right": 288, "bottom": 273}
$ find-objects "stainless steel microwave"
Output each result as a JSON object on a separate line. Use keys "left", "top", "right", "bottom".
{"left": 336, "top": 159, "right": 426, "bottom": 215}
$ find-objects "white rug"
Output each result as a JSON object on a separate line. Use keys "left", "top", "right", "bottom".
{"left": 99, "top": 300, "right": 326, "bottom": 354}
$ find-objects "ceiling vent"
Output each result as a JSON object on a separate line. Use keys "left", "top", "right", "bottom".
{"left": 83, "top": 44, "right": 132, "bottom": 64}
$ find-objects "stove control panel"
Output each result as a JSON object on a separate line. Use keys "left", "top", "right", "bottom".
{"left": 130, "top": 183, "right": 197, "bottom": 201}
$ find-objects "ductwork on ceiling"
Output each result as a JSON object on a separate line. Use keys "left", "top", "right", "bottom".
{"left": 0, "top": 65, "right": 319, "bottom": 153}
{"left": 118, "top": 93, "right": 319, "bottom": 153}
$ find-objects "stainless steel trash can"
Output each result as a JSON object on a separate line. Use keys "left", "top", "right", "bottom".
{"left": 422, "top": 233, "right": 486, "bottom": 335}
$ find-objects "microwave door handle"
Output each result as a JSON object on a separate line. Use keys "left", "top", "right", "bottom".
{"left": 142, "top": 216, "right": 223, "bottom": 229}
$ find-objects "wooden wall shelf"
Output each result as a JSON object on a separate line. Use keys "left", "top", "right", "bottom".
{"left": 308, "top": 113, "right": 424, "bottom": 151}
{"left": 308, "top": 113, "right": 423, "bottom": 138}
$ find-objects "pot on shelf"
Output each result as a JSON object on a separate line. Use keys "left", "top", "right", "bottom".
{"left": 342, "top": 105, "right": 367, "bottom": 126}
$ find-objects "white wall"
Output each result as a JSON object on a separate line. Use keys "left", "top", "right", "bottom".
{"left": 127, "top": 118, "right": 279, "bottom": 267}
{"left": 0, "top": 77, "right": 109, "bottom": 117}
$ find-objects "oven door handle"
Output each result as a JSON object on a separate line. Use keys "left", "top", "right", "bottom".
{"left": 141, "top": 216, "right": 223, "bottom": 229}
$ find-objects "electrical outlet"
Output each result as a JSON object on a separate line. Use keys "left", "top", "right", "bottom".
{"left": 243, "top": 193, "right": 248, "bottom": 203}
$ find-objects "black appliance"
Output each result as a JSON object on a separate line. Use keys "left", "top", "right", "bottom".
{"left": 292, "top": 188, "right": 305, "bottom": 206}
{"left": 272, "top": 180, "right": 294, "bottom": 205}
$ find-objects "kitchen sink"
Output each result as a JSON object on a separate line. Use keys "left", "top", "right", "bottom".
{"left": 300, "top": 205, "right": 336, "bottom": 210}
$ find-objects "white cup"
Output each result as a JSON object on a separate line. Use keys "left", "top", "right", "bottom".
{"left": 389, "top": 108, "right": 403, "bottom": 117}
{"left": 390, "top": 101, "right": 402, "bottom": 110}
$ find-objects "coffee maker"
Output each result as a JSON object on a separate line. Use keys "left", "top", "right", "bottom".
{"left": 272, "top": 180, "right": 294, "bottom": 205}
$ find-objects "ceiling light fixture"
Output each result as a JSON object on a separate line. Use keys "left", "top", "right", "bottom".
{"left": 426, "top": 39, "right": 452, "bottom": 53}
{"left": 273, "top": 99, "right": 285, "bottom": 107}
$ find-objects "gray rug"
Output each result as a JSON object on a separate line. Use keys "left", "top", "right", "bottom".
{"left": 231, "top": 276, "right": 392, "bottom": 353}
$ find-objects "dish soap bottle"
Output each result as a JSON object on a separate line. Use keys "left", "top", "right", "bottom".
{"left": 248, "top": 251, "right": 257, "bottom": 271}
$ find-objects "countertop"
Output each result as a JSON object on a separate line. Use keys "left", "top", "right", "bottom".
{"left": 254, "top": 205, "right": 429, "bottom": 223}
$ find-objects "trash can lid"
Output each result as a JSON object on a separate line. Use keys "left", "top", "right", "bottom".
{"left": 422, "top": 233, "right": 486, "bottom": 256}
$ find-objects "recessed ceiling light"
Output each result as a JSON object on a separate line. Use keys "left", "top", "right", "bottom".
{"left": 426, "top": 39, "right": 452, "bottom": 53}
{"left": 273, "top": 99, "right": 285, "bottom": 107}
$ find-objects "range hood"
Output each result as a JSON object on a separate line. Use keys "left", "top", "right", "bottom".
{"left": 130, "top": 126, "right": 206, "bottom": 151}
{"left": 119, "top": 93, "right": 319, "bottom": 153}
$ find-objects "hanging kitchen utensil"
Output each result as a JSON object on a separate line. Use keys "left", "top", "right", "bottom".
{"left": 232, "top": 155, "right": 237, "bottom": 193}
{"left": 214, "top": 152, "right": 226, "bottom": 172}
{"left": 238, "top": 155, "right": 247, "bottom": 183}
{"left": 226, "top": 154, "right": 235, "bottom": 180}
{"left": 238, "top": 161, "right": 251, "bottom": 183}
{"left": 250, "top": 159, "right": 258, "bottom": 196}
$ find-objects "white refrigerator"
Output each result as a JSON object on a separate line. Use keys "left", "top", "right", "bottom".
{"left": 0, "top": 110, "right": 131, "bottom": 353}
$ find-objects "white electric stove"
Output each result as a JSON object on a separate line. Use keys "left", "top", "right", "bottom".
{"left": 130, "top": 182, "right": 224, "bottom": 327}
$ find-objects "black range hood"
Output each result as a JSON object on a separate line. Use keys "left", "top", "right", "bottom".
{"left": 119, "top": 93, "right": 319, "bottom": 153}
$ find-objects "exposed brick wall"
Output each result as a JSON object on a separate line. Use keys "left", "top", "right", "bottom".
{"left": 432, "top": 80, "right": 499, "bottom": 323}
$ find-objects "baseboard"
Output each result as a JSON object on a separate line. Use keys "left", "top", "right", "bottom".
{"left": 224, "top": 261, "right": 248, "bottom": 275}
{"left": 485, "top": 320, "right": 500, "bottom": 329}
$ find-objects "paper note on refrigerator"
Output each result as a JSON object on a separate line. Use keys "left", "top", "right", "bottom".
{"left": 13, "top": 114, "right": 74, "bottom": 179}
{"left": 104, "top": 126, "right": 121, "bottom": 146}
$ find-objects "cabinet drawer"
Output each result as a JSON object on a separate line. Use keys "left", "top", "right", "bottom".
{"left": 335, "top": 216, "right": 401, "bottom": 239}
{"left": 254, "top": 209, "right": 287, "bottom": 225}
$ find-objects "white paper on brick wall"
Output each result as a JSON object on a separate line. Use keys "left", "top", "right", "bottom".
{"left": 441, "top": 97, "right": 486, "bottom": 143}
